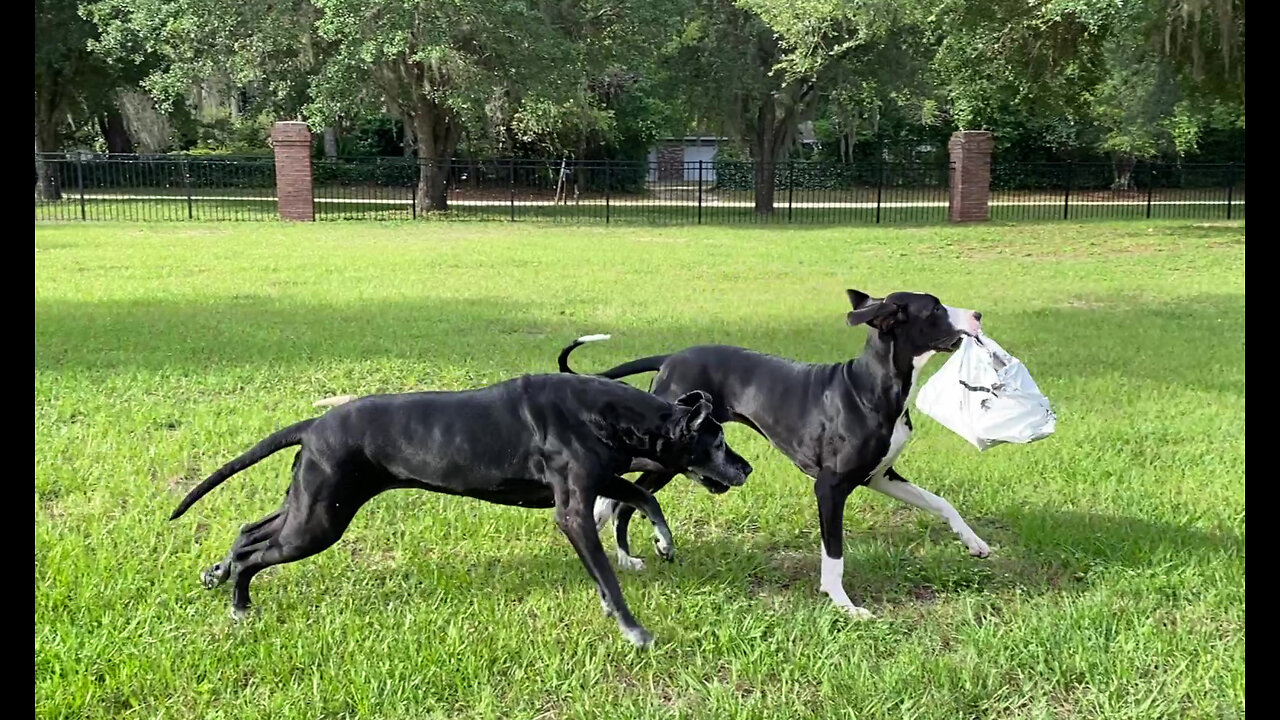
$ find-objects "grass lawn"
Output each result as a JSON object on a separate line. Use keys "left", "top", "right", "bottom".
{"left": 34, "top": 220, "right": 1244, "bottom": 719}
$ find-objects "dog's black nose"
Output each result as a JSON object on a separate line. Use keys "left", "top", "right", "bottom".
{"left": 973, "top": 311, "right": 983, "bottom": 321}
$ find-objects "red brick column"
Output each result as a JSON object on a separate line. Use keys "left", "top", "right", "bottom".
{"left": 271, "top": 121, "right": 314, "bottom": 221}
{"left": 948, "top": 130, "right": 993, "bottom": 223}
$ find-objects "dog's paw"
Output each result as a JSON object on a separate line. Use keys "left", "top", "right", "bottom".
{"left": 839, "top": 604, "right": 875, "bottom": 620}
{"left": 965, "top": 536, "right": 991, "bottom": 558}
{"left": 654, "top": 538, "right": 675, "bottom": 563}
{"left": 229, "top": 605, "right": 252, "bottom": 622}
{"left": 201, "top": 564, "right": 228, "bottom": 590}
{"left": 822, "top": 589, "right": 875, "bottom": 620}
{"left": 622, "top": 625, "right": 654, "bottom": 649}
{"left": 616, "top": 550, "right": 646, "bottom": 572}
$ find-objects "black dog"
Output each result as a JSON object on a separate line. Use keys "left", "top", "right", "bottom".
{"left": 558, "top": 290, "right": 989, "bottom": 618}
{"left": 170, "top": 374, "right": 752, "bottom": 647}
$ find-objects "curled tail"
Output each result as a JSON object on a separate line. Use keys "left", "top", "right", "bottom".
{"left": 557, "top": 333, "right": 670, "bottom": 380}
{"left": 170, "top": 418, "right": 317, "bottom": 520}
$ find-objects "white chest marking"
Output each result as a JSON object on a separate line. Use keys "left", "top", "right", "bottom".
{"left": 867, "top": 350, "right": 932, "bottom": 480}
{"left": 872, "top": 414, "right": 912, "bottom": 478}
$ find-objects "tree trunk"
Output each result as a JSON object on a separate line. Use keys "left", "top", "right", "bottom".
{"left": 97, "top": 108, "right": 135, "bottom": 154}
{"left": 409, "top": 100, "right": 462, "bottom": 213}
{"left": 322, "top": 126, "right": 338, "bottom": 158}
{"left": 748, "top": 93, "right": 799, "bottom": 215}
{"left": 34, "top": 120, "right": 62, "bottom": 201}
{"left": 1112, "top": 154, "right": 1137, "bottom": 191}
{"left": 751, "top": 97, "right": 778, "bottom": 214}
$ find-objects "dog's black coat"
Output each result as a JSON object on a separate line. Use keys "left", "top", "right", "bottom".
{"left": 171, "top": 373, "right": 752, "bottom": 646}
{"left": 559, "top": 290, "right": 985, "bottom": 610}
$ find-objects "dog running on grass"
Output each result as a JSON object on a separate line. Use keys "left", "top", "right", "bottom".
{"left": 172, "top": 374, "right": 752, "bottom": 647}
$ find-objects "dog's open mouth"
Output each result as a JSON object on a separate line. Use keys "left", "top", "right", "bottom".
{"left": 935, "top": 334, "right": 965, "bottom": 352}
{"left": 690, "top": 473, "right": 733, "bottom": 494}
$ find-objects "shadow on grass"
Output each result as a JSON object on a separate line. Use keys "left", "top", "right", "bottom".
{"left": 239, "top": 503, "right": 1240, "bottom": 617}
{"left": 37, "top": 292, "right": 1243, "bottom": 396}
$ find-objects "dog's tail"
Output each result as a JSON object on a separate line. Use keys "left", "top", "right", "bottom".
{"left": 557, "top": 333, "right": 670, "bottom": 380}
{"left": 169, "top": 418, "right": 317, "bottom": 521}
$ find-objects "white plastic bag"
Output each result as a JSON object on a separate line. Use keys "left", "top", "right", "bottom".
{"left": 915, "top": 334, "right": 1056, "bottom": 451}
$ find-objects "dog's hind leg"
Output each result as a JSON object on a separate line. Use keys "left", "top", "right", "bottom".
{"left": 225, "top": 459, "right": 370, "bottom": 619}
{"left": 555, "top": 477, "right": 653, "bottom": 648}
{"left": 598, "top": 475, "right": 675, "bottom": 564}
{"left": 869, "top": 469, "right": 990, "bottom": 557}
{"left": 202, "top": 507, "right": 285, "bottom": 590}
{"left": 611, "top": 470, "right": 677, "bottom": 570}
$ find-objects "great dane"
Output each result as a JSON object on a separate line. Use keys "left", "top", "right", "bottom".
{"left": 172, "top": 373, "right": 752, "bottom": 646}
{"left": 557, "top": 290, "right": 990, "bottom": 617}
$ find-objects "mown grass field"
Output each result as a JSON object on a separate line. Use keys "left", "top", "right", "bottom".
{"left": 35, "top": 219, "right": 1244, "bottom": 719}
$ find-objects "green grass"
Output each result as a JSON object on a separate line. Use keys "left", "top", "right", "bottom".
{"left": 35, "top": 220, "right": 1244, "bottom": 719}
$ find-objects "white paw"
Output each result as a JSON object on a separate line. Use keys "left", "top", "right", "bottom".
{"left": 622, "top": 625, "right": 654, "bottom": 648}
{"left": 616, "top": 549, "right": 646, "bottom": 571}
{"left": 230, "top": 606, "right": 251, "bottom": 621}
{"left": 965, "top": 536, "right": 991, "bottom": 558}
{"left": 822, "top": 590, "right": 875, "bottom": 620}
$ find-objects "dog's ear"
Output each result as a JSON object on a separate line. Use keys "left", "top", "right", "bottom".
{"left": 672, "top": 391, "right": 713, "bottom": 436}
{"left": 846, "top": 289, "right": 887, "bottom": 327}
{"left": 847, "top": 289, "right": 877, "bottom": 310}
{"left": 847, "top": 291, "right": 903, "bottom": 332}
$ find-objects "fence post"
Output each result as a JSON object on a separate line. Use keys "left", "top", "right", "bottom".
{"left": 75, "top": 154, "right": 86, "bottom": 221}
{"left": 697, "top": 160, "right": 703, "bottom": 225}
{"left": 1226, "top": 162, "right": 1235, "bottom": 220}
{"left": 875, "top": 161, "right": 884, "bottom": 224}
{"left": 509, "top": 158, "right": 516, "bottom": 221}
{"left": 1063, "top": 161, "right": 1073, "bottom": 221}
{"left": 605, "top": 163, "right": 611, "bottom": 225}
{"left": 787, "top": 160, "right": 794, "bottom": 223}
{"left": 270, "top": 121, "right": 315, "bottom": 221}
{"left": 1145, "top": 166, "right": 1154, "bottom": 219}
{"left": 947, "top": 131, "right": 993, "bottom": 222}
{"left": 182, "top": 158, "right": 193, "bottom": 220}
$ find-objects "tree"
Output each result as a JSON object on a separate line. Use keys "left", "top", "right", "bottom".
{"left": 35, "top": 0, "right": 114, "bottom": 198}
{"left": 92, "top": 0, "right": 672, "bottom": 212}
{"left": 927, "top": 0, "right": 1244, "bottom": 181}
{"left": 662, "top": 0, "right": 909, "bottom": 213}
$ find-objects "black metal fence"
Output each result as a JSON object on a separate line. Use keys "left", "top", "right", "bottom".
{"left": 990, "top": 161, "right": 1245, "bottom": 221}
{"left": 33, "top": 153, "right": 277, "bottom": 221}
{"left": 34, "top": 153, "right": 1245, "bottom": 224}
{"left": 305, "top": 158, "right": 954, "bottom": 224}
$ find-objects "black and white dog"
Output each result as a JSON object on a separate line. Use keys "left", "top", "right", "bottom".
{"left": 558, "top": 290, "right": 990, "bottom": 618}
{"left": 171, "top": 374, "right": 752, "bottom": 647}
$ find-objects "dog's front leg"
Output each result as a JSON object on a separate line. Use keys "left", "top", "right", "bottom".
{"left": 814, "top": 470, "right": 873, "bottom": 619}
{"left": 554, "top": 477, "right": 654, "bottom": 648}
{"left": 869, "top": 469, "right": 990, "bottom": 557}
{"left": 606, "top": 470, "right": 678, "bottom": 571}
{"left": 599, "top": 474, "right": 676, "bottom": 566}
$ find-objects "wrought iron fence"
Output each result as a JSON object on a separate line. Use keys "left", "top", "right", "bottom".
{"left": 35, "top": 153, "right": 1245, "bottom": 225}
{"left": 990, "top": 162, "right": 1245, "bottom": 222}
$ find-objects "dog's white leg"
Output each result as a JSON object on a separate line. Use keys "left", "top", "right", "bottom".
{"left": 819, "top": 544, "right": 874, "bottom": 619}
{"left": 593, "top": 496, "right": 615, "bottom": 530}
{"left": 867, "top": 475, "right": 990, "bottom": 557}
{"left": 594, "top": 497, "right": 646, "bottom": 570}
{"left": 615, "top": 547, "right": 646, "bottom": 571}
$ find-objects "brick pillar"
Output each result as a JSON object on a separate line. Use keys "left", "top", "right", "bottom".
{"left": 948, "top": 130, "right": 993, "bottom": 223}
{"left": 271, "top": 121, "right": 314, "bottom": 221}
{"left": 656, "top": 144, "right": 684, "bottom": 182}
